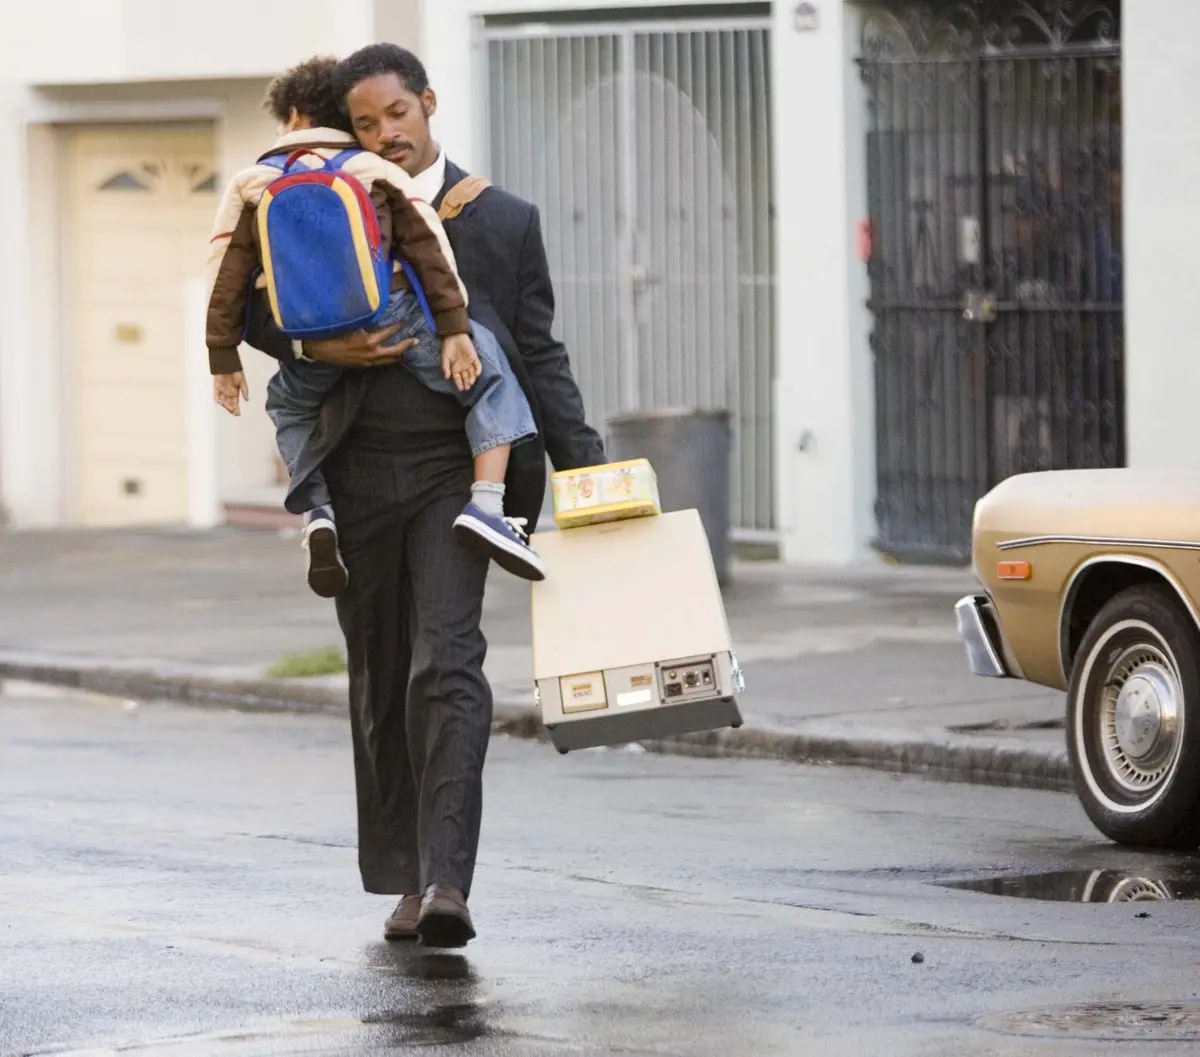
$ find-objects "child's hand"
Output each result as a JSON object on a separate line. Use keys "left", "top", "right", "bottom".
{"left": 213, "top": 372, "right": 250, "bottom": 416}
{"left": 442, "top": 334, "right": 481, "bottom": 392}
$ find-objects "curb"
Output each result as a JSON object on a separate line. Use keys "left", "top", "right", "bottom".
{"left": 0, "top": 651, "right": 1071, "bottom": 794}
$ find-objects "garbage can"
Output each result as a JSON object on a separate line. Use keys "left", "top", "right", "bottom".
{"left": 607, "top": 408, "right": 732, "bottom": 584}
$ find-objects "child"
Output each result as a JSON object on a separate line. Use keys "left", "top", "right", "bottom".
{"left": 205, "top": 57, "right": 544, "bottom": 597}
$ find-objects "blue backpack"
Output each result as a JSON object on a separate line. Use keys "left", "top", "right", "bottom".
{"left": 257, "top": 148, "right": 436, "bottom": 339}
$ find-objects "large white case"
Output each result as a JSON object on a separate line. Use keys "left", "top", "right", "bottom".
{"left": 530, "top": 509, "right": 744, "bottom": 753}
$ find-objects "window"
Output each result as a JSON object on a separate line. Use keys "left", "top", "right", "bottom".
{"left": 97, "top": 170, "right": 151, "bottom": 192}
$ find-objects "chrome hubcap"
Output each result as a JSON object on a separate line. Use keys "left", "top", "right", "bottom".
{"left": 1100, "top": 645, "right": 1182, "bottom": 795}
{"left": 1115, "top": 668, "right": 1170, "bottom": 760}
{"left": 1108, "top": 877, "right": 1173, "bottom": 903}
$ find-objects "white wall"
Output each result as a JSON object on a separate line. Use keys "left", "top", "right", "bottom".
{"left": 375, "top": 0, "right": 423, "bottom": 55}
{"left": 0, "top": 0, "right": 382, "bottom": 85}
{"left": 0, "top": 0, "right": 427, "bottom": 528}
{"left": 1123, "top": 0, "right": 1200, "bottom": 470}
{"left": 0, "top": 87, "right": 58, "bottom": 526}
{"left": 416, "top": 0, "right": 479, "bottom": 169}
{"left": 771, "top": 0, "right": 873, "bottom": 563}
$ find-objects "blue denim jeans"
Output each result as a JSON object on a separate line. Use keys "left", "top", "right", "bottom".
{"left": 265, "top": 290, "right": 538, "bottom": 514}
{"left": 376, "top": 292, "right": 537, "bottom": 457}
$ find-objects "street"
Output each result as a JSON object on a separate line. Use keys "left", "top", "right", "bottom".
{"left": 0, "top": 1, "right": 1176, "bottom": 1054}
{"left": 5, "top": 681, "right": 1200, "bottom": 1056}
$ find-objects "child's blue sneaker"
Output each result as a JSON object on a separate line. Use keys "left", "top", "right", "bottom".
{"left": 452, "top": 503, "right": 546, "bottom": 581}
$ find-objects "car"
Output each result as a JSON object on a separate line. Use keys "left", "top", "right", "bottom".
{"left": 956, "top": 468, "right": 1200, "bottom": 849}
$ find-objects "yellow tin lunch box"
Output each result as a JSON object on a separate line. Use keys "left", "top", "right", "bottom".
{"left": 549, "top": 458, "right": 662, "bottom": 529}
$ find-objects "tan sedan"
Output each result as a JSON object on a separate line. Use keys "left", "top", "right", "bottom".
{"left": 957, "top": 468, "right": 1200, "bottom": 848}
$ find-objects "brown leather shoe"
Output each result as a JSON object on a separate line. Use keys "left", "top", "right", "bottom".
{"left": 383, "top": 894, "right": 422, "bottom": 941}
{"left": 417, "top": 885, "right": 476, "bottom": 949}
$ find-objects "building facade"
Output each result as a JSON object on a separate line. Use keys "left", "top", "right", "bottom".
{"left": 0, "top": 0, "right": 421, "bottom": 532}
{"left": 3, "top": 0, "right": 1176, "bottom": 568}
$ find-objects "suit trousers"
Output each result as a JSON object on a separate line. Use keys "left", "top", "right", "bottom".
{"left": 327, "top": 444, "right": 493, "bottom": 897}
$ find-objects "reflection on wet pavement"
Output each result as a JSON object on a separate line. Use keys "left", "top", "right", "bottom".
{"left": 942, "top": 868, "right": 1200, "bottom": 902}
{"left": 362, "top": 945, "right": 478, "bottom": 982}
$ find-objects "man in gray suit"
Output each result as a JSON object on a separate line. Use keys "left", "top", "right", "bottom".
{"left": 244, "top": 43, "right": 605, "bottom": 948}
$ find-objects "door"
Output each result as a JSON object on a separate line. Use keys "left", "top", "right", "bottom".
{"left": 67, "top": 123, "right": 218, "bottom": 526}
{"left": 485, "top": 16, "right": 776, "bottom": 536}
{"left": 861, "top": 1, "right": 1123, "bottom": 561}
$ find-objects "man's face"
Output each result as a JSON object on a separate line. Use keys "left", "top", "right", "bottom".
{"left": 345, "top": 73, "right": 437, "bottom": 176}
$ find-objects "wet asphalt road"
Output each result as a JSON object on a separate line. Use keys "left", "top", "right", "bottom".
{"left": 4, "top": 685, "right": 1200, "bottom": 1056}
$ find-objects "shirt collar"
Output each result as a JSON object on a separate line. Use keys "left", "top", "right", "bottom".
{"left": 409, "top": 149, "right": 447, "bottom": 204}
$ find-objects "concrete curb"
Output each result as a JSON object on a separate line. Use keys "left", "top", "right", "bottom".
{"left": 0, "top": 651, "right": 1071, "bottom": 794}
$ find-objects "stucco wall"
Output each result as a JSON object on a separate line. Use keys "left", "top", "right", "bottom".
{"left": 1, "top": 1, "right": 372, "bottom": 85}
{"left": 0, "top": 0, "right": 425, "bottom": 527}
{"left": 771, "top": 0, "right": 874, "bottom": 563}
{"left": 1123, "top": 0, "right": 1198, "bottom": 471}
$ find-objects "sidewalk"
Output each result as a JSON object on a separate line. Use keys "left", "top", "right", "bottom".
{"left": 0, "top": 526, "right": 1069, "bottom": 791}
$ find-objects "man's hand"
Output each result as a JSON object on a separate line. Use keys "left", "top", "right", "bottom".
{"left": 304, "top": 325, "right": 419, "bottom": 368}
{"left": 213, "top": 372, "right": 250, "bottom": 416}
{"left": 442, "top": 333, "right": 482, "bottom": 392}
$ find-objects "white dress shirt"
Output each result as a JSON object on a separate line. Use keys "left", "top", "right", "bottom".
{"left": 409, "top": 149, "right": 447, "bottom": 205}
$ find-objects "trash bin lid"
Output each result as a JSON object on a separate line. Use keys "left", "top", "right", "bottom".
{"left": 607, "top": 406, "right": 731, "bottom": 427}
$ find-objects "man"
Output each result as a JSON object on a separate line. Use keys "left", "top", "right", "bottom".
{"left": 243, "top": 43, "right": 605, "bottom": 947}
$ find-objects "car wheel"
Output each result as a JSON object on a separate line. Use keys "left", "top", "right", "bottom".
{"left": 1067, "top": 584, "right": 1200, "bottom": 848}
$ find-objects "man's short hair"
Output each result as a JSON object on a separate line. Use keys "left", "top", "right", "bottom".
{"left": 263, "top": 56, "right": 349, "bottom": 131}
{"left": 333, "top": 44, "right": 431, "bottom": 111}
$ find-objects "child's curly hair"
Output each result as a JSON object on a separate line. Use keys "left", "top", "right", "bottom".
{"left": 263, "top": 57, "right": 350, "bottom": 132}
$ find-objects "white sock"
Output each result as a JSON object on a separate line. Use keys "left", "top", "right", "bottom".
{"left": 471, "top": 481, "right": 506, "bottom": 518}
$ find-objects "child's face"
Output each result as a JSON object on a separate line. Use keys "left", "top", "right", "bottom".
{"left": 345, "top": 73, "right": 437, "bottom": 176}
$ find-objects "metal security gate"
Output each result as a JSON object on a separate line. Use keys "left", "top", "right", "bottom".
{"left": 484, "top": 12, "right": 775, "bottom": 535}
{"left": 861, "top": 1, "right": 1123, "bottom": 560}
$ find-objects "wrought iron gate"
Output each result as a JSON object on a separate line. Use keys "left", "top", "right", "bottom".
{"left": 484, "top": 14, "right": 775, "bottom": 535}
{"left": 861, "top": 1, "right": 1123, "bottom": 560}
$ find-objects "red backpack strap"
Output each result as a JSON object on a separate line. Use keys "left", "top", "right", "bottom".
{"left": 283, "top": 148, "right": 329, "bottom": 173}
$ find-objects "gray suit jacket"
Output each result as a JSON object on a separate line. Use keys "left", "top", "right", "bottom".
{"left": 243, "top": 158, "right": 606, "bottom": 527}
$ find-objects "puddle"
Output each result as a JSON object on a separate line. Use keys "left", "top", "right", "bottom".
{"left": 979, "top": 1001, "right": 1200, "bottom": 1041}
{"left": 40, "top": 1010, "right": 495, "bottom": 1055}
{"left": 38, "top": 1014, "right": 678, "bottom": 1056}
{"left": 943, "top": 868, "right": 1200, "bottom": 902}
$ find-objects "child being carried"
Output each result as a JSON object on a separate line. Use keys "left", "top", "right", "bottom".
{"left": 205, "top": 57, "right": 544, "bottom": 597}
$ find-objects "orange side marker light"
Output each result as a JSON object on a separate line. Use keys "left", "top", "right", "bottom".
{"left": 997, "top": 560, "right": 1032, "bottom": 581}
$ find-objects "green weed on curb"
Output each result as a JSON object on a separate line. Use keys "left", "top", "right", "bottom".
{"left": 266, "top": 646, "right": 347, "bottom": 679}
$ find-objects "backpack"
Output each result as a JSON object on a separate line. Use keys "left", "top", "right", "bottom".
{"left": 257, "top": 148, "right": 394, "bottom": 339}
